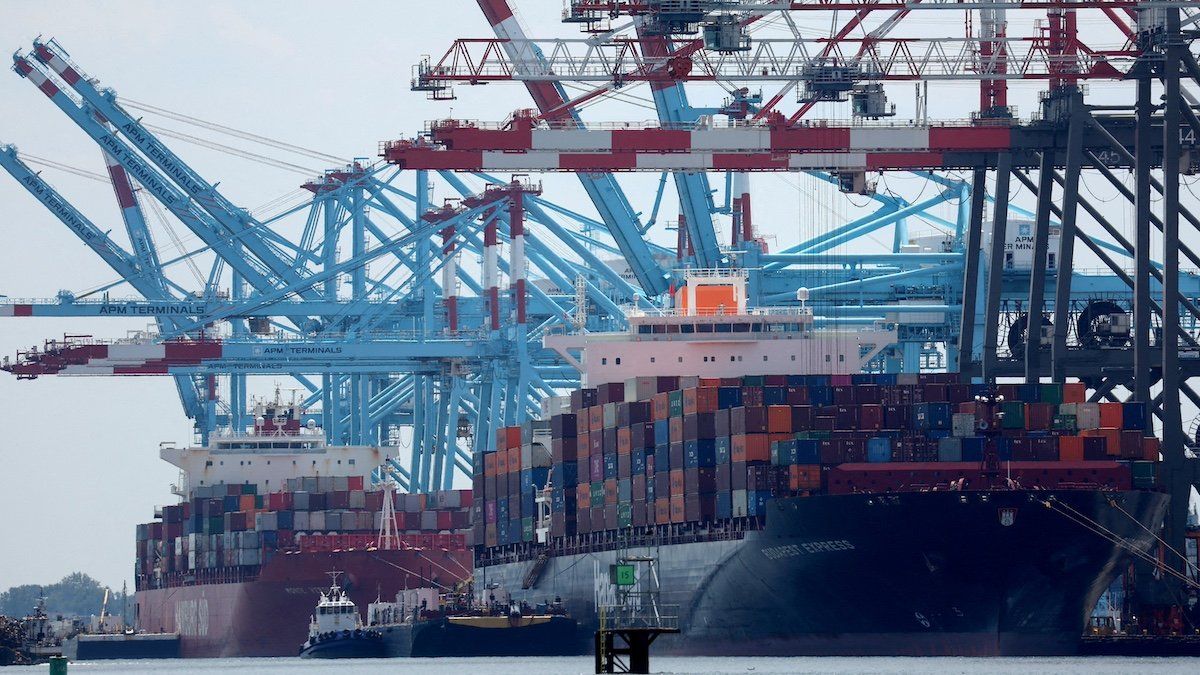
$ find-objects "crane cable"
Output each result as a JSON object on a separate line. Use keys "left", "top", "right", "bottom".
{"left": 122, "top": 98, "right": 351, "bottom": 165}
{"left": 1040, "top": 495, "right": 1200, "bottom": 591}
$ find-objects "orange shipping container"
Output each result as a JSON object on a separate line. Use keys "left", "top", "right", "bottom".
{"left": 670, "top": 416, "right": 684, "bottom": 441}
{"left": 1099, "top": 402, "right": 1124, "bottom": 429}
{"left": 767, "top": 405, "right": 793, "bottom": 433}
{"left": 239, "top": 494, "right": 255, "bottom": 511}
{"left": 1063, "top": 382, "right": 1086, "bottom": 404}
{"left": 699, "top": 378, "right": 722, "bottom": 388}
{"left": 669, "top": 469, "right": 685, "bottom": 496}
{"left": 484, "top": 452, "right": 497, "bottom": 478}
{"left": 1058, "top": 435, "right": 1084, "bottom": 462}
{"left": 617, "top": 427, "right": 632, "bottom": 455}
{"left": 589, "top": 406, "right": 604, "bottom": 432}
{"left": 669, "top": 495, "right": 686, "bottom": 523}
{"left": 789, "top": 465, "right": 822, "bottom": 491}
{"left": 731, "top": 434, "right": 771, "bottom": 463}
{"left": 651, "top": 393, "right": 670, "bottom": 421}
{"left": 655, "top": 498, "right": 670, "bottom": 524}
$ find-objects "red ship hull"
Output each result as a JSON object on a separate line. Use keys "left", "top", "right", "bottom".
{"left": 135, "top": 548, "right": 472, "bottom": 657}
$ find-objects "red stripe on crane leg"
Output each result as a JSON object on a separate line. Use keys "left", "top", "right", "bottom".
{"left": 476, "top": 0, "right": 515, "bottom": 25}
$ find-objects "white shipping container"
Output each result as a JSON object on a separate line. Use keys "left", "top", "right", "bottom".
{"left": 731, "top": 490, "right": 748, "bottom": 518}
{"left": 333, "top": 476, "right": 349, "bottom": 492}
{"left": 310, "top": 511, "right": 326, "bottom": 531}
{"left": 349, "top": 491, "right": 366, "bottom": 509}
{"left": 1076, "top": 403, "right": 1101, "bottom": 429}
{"left": 952, "top": 413, "right": 976, "bottom": 438}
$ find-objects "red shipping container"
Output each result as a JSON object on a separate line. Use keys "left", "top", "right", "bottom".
{"left": 495, "top": 450, "right": 508, "bottom": 474}
{"left": 1059, "top": 436, "right": 1084, "bottom": 462}
{"left": 1063, "top": 382, "right": 1086, "bottom": 404}
{"left": 859, "top": 404, "right": 884, "bottom": 431}
{"left": 741, "top": 387, "right": 764, "bottom": 407}
{"left": 1081, "top": 428, "right": 1121, "bottom": 456}
{"left": 1119, "top": 430, "right": 1144, "bottom": 459}
{"left": 436, "top": 511, "right": 453, "bottom": 530}
{"left": 1142, "top": 436, "right": 1161, "bottom": 461}
{"left": 1099, "top": 403, "right": 1124, "bottom": 429}
{"left": 1024, "top": 403, "right": 1055, "bottom": 431}
{"left": 484, "top": 452, "right": 497, "bottom": 477}
{"left": 731, "top": 434, "right": 770, "bottom": 463}
{"left": 507, "top": 447, "right": 521, "bottom": 472}
{"left": 767, "top": 405, "right": 793, "bottom": 433}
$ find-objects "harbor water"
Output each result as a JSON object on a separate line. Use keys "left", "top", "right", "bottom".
{"left": 6, "top": 657, "right": 1198, "bottom": 674}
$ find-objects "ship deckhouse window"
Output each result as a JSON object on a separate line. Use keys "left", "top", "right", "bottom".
{"left": 825, "top": 355, "right": 831, "bottom": 362}
{"left": 839, "top": 355, "right": 845, "bottom": 362}
{"left": 697, "top": 324, "right": 713, "bottom": 333}
{"left": 791, "top": 355, "right": 796, "bottom": 361}
{"left": 730, "top": 356, "right": 736, "bottom": 362}
{"left": 206, "top": 461, "right": 213, "bottom": 467}
{"left": 650, "top": 357, "right": 656, "bottom": 363}
{"left": 681, "top": 324, "right": 694, "bottom": 334}
{"left": 763, "top": 356, "right": 768, "bottom": 361}
{"left": 615, "top": 357, "right": 621, "bottom": 365}
{"left": 349, "top": 459, "right": 356, "bottom": 465}
{"left": 677, "top": 356, "right": 683, "bottom": 363}
{"left": 601, "top": 358, "right": 608, "bottom": 365}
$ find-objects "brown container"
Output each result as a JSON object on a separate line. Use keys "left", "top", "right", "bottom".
{"left": 652, "top": 392, "right": 670, "bottom": 421}
{"left": 789, "top": 464, "right": 822, "bottom": 491}
{"left": 669, "top": 495, "right": 686, "bottom": 523}
{"left": 669, "top": 469, "right": 685, "bottom": 496}
{"left": 767, "top": 405, "right": 793, "bottom": 433}
{"left": 859, "top": 404, "right": 884, "bottom": 431}
{"left": 617, "top": 426, "right": 632, "bottom": 455}
{"left": 654, "top": 498, "right": 670, "bottom": 524}
{"left": 731, "top": 434, "right": 770, "bottom": 463}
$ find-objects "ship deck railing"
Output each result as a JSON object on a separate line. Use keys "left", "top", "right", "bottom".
{"left": 478, "top": 521, "right": 754, "bottom": 567}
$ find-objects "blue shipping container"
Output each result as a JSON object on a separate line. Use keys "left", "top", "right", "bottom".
{"left": 866, "top": 437, "right": 892, "bottom": 463}
{"left": 684, "top": 439, "right": 717, "bottom": 468}
{"left": 715, "top": 491, "right": 732, "bottom": 519}
{"left": 654, "top": 419, "right": 670, "bottom": 445}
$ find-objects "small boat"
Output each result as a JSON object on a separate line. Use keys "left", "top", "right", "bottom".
{"left": 368, "top": 583, "right": 579, "bottom": 657}
{"left": 298, "top": 573, "right": 384, "bottom": 659}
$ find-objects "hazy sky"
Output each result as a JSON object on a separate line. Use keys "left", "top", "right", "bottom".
{"left": 0, "top": 2, "right": 1184, "bottom": 593}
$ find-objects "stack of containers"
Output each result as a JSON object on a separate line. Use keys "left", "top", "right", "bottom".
{"left": 136, "top": 478, "right": 473, "bottom": 590}
{"left": 476, "top": 374, "right": 1161, "bottom": 554}
{"left": 472, "top": 424, "right": 552, "bottom": 548}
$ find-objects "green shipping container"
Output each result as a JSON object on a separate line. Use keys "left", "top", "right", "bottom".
{"left": 1000, "top": 401, "right": 1025, "bottom": 429}
{"left": 669, "top": 391, "right": 684, "bottom": 417}
{"left": 743, "top": 375, "right": 765, "bottom": 386}
{"left": 241, "top": 483, "right": 257, "bottom": 495}
{"left": 1052, "top": 414, "right": 1077, "bottom": 431}
{"left": 521, "top": 517, "right": 534, "bottom": 542}
{"left": 1039, "top": 384, "right": 1064, "bottom": 405}
{"left": 591, "top": 481, "right": 605, "bottom": 507}
{"left": 617, "top": 503, "right": 632, "bottom": 528}
{"left": 208, "top": 517, "right": 222, "bottom": 534}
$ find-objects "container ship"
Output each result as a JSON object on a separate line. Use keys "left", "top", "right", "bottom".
{"left": 133, "top": 398, "right": 473, "bottom": 657}
{"left": 472, "top": 271, "right": 1170, "bottom": 656}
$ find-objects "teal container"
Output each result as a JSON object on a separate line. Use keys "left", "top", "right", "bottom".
{"left": 590, "top": 481, "right": 605, "bottom": 507}
{"left": 1000, "top": 401, "right": 1025, "bottom": 429}
{"left": 1039, "top": 383, "right": 1064, "bottom": 405}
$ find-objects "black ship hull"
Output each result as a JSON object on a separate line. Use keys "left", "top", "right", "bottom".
{"left": 299, "top": 631, "right": 385, "bottom": 659}
{"left": 379, "top": 615, "right": 577, "bottom": 657}
{"left": 476, "top": 489, "right": 1168, "bottom": 656}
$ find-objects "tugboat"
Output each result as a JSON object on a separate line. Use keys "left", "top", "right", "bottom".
{"left": 298, "top": 573, "right": 384, "bottom": 659}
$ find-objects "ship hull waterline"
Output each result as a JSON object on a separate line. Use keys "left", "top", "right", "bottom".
{"left": 475, "top": 489, "right": 1168, "bottom": 657}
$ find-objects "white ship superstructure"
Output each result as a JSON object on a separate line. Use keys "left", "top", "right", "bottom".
{"left": 545, "top": 270, "right": 897, "bottom": 386}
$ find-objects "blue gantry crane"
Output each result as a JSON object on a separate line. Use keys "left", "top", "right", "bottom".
{"left": 4, "top": 3, "right": 1200, "bottom": 508}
